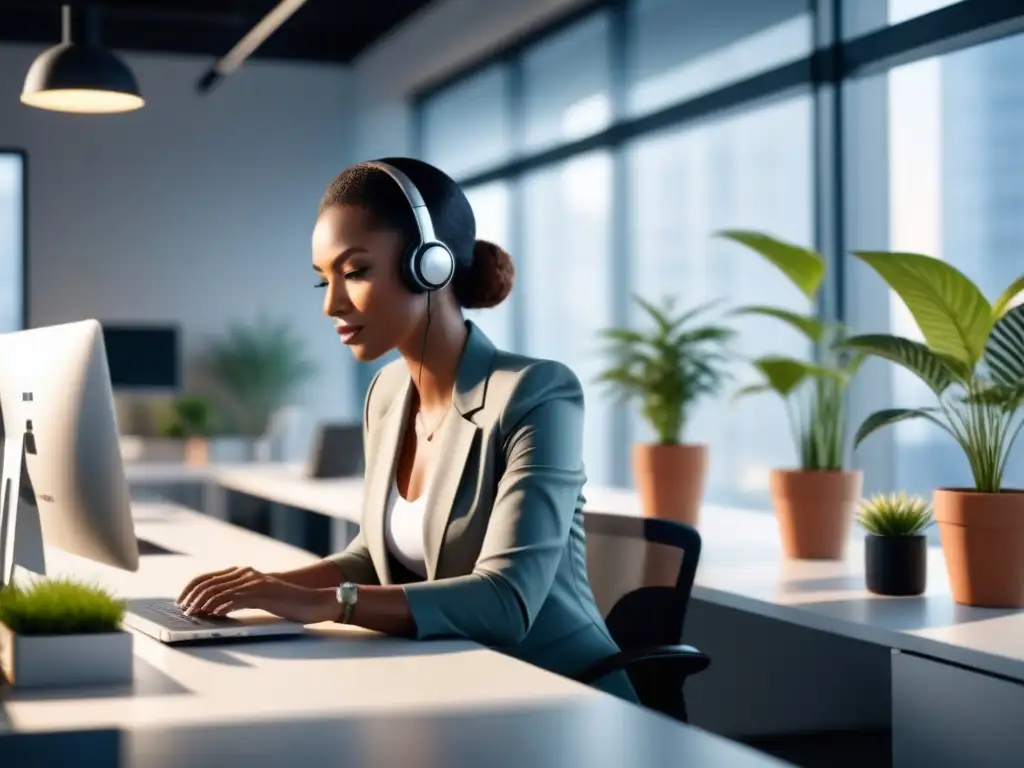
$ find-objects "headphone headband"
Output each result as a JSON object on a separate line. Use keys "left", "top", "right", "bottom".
{"left": 364, "top": 159, "right": 454, "bottom": 294}
{"left": 364, "top": 160, "right": 437, "bottom": 244}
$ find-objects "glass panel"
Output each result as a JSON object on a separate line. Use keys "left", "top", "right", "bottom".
{"left": 627, "top": 93, "right": 814, "bottom": 510}
{"left": 521, "top": 151, "right": 614, "bottom": 485}
{"left": 521, "top": 11, "right": 612, "bottom": 153}
{"left": 0, "top": 153, "right": 24, "bottom": 333}
{"left": 843, "top": 0, "right": 964, "bottom": 39}
{"left": 463, "top": 181, "right": 515, "bottom": 352}
{"left": 420, "top": 64, "right": 511, "bottom": 180}
{"left": 627, "top": 0, "right": 812, "bottom": 117}
{"left": 849, "top": 33, "right": 1024, "bottom": 494}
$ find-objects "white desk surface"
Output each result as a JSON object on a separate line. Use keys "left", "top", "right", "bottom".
{"left": 583, "top": 486, "right": 1024, "bottom": 683}
{"left": 125, "top": 461, "right": 363, "bottom": 524}
{"left": 0, "top": 502, "right": 789, "bottom": 768}
{"left": 122, "top": 461, "right": 1024, "bottom": 681}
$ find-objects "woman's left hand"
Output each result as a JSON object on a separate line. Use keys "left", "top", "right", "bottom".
{"left": 178, "top": 566, "right": 337, "bottom": 625}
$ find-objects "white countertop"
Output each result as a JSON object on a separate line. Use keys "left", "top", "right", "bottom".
{"left": 0, "top": 501, "right": 794, "bottom": 768}
{"left": 584, "top": 486, "right": 1024, "bottom": 682}
{"left": 122, "top": 461, "right": 1024, "bottom": 682}
{"left": 0, "top": 502, "right": 590, "bottom": 734}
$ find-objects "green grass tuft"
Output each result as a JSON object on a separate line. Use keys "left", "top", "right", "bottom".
{"left": 857, "top": 492, "right": 934, "bottom": 537}
{"left": 0, "top": 577, "right": 126, "bottom": 636}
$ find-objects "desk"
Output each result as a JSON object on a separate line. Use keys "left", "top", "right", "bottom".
{"left": 159, "top": 463, "right": 1023, "bottom": 767}
{"left": 125, "top": 462, "right": 359, "bottom": 552}
{"left": 0, "top": 500, "right": 791, "bottom": 768}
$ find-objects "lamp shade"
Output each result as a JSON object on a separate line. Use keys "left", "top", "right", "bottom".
{"left": 21, "top": 43, "right": 144, "bottom": 114}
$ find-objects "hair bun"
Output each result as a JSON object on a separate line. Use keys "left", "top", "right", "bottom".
{"left": 454, "top": 240, "right": 515, "bottom": 309}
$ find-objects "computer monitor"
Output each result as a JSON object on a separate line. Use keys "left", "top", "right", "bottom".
{"left": 101, "top": 324, "right": 180, "bottom": 391}
{"left": 0, "top": 319, "right": 139, "bottom": 587}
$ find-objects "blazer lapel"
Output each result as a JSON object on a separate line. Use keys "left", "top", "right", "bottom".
{"left": 423, "top": 322, "right": 495, "bottom": 580}
{"left": 363, "top": 376, "right": 412, "bottom": 586}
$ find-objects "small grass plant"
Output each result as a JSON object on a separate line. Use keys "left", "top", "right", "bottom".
{"left": 0, "top": 577, "right": 126, "bottom": 636}
{"left": 856, "top": 492, "right": 934, "bottom": 537}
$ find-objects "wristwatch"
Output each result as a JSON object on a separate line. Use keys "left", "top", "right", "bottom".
{"left": 335, "top": 581, "right": 358, "bottom": 624}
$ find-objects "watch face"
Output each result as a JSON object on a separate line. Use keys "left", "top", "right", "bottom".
{"left": 340, "top": 582, "right": 358, "bottom": 603}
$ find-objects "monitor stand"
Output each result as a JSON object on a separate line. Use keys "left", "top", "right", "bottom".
{"left": 0, "top": 422, "right": 46, "bottom": 589}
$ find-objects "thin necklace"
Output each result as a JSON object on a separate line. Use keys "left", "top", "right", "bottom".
{"left": 416, "top": 405, "right": 451, "bottom": 442}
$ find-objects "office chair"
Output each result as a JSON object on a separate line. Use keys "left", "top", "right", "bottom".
{"left": 578, "top": 511, "right": 710, "bottom": 722}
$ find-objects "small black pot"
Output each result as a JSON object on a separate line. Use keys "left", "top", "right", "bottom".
{"left": 865, "top": 534, "right": 927, "bottom": 596}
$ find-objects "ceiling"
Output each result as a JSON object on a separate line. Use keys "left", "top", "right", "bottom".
{"left": 0, "top": 0, "right": 438, "bottom": 64}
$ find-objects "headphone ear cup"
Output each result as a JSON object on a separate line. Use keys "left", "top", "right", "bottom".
{"left": 413, "top": 243, "right": 455, "bottom": 292}
{"left": 401, "top": 242, "right": 426, "bottom": 294}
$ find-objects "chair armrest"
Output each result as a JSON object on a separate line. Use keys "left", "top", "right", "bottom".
{"left": 577, "top": 644, "right": 710, "bottom": 684}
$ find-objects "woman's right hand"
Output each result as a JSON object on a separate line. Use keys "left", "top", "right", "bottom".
{"left": 177, "top": 566, "right": 259, "bottom": 610}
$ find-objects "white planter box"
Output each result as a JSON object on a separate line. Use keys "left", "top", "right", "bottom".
{"left": 0, "top": 623, "right": 133, "bottom": 689}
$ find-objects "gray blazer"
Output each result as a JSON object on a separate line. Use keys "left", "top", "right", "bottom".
{"left": 327, "top": 321, "right": 632, "bottom": 694}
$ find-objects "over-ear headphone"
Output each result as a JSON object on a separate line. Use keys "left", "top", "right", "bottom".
{"left": 365, "top": 160, "right": 456, "bottom": 294}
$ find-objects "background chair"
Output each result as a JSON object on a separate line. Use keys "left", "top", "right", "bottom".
{"left": 578, "top": 511, "right": 709, "bottom": 722}
{"left": 304, "top": 422, "right": 363, "bottom": 478}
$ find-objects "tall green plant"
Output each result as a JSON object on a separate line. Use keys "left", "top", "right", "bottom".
{"left": 203, "top": 316, "right": 317, "bottom": 436}
{"left": 596, "top": 295, "right": 735, "bottom": 444}
{"left": 839, "top": 252, "right": 1024, "bottom": 493}
{"left": 716, "top": 231, "right": 864, "bottom": 471}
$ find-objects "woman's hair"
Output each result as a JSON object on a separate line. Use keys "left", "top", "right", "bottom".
{"left": 318, "top": 157, "right": 514, "bottom": 309}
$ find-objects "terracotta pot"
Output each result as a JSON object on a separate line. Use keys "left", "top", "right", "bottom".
{"left": 769, "top": 470, "right": 863, "bottom": 559}
{"left": 632, "top": 443, "right": 708, "bottom": 526}
{"left": 934, "top": 488, "right": 1024, "bottom": 608}
{"left": 185, "top": 437, "right": 209, "bottom": 466}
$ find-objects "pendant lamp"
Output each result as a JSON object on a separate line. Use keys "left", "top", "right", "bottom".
{"left": 21, "top": 5, "right": 144, "bottom": 114}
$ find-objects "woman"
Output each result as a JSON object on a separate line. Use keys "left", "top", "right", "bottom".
{"left": 177, "top": 157, "right": 637, "bottom": 702}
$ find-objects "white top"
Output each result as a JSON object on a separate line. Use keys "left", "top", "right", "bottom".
{"left": 384, "top": 481, "right": 428, "bottom": 578}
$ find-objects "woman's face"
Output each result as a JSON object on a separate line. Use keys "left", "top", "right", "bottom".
{"left": 312, "top": 204, "right": 422, "bottom": 362}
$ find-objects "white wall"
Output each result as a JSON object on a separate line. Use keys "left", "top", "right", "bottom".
{"left": 348, "top": 0, "right": 590, "bottom": 161}
{"left": 0, "top": 44, "right": 358, "bottom": 445}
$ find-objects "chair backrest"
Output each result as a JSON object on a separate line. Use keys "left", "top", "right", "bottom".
{"left": 583, "top": 512, "right": 701, "bottom": 652}
{"left": 305, "top": 423, "right": 364, "bottom": 478}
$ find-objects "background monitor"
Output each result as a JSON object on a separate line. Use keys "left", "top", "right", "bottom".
{"left": 101, "top": 324, "right": 180, "bottom": 390}
{"left": 0, "top": 319, "right": 139, "bottom": 585}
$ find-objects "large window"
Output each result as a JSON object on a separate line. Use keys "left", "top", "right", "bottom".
{"left": 0, "top": 152, "right": 25, "bottom": 333}
{"left": 521, "top": 152, "right": 614, "bottom": 485}
{"left": 628, "top": 94, "right": 814, "bottom": 508}
{"left": 463, "top": 181, "right": 515, "bottom": 352}
{"left": 415, "top": 0, "right": 1024, "bottom": 505}
{"left": 522, "top": 10, "right": 612, "bottom": 152}
{"left": 420, "top": 64, "right": 512, "bottom": 180}
{"left": 847, "top": 30, "right": 1024, "bottom": 496}
{"left": 627, "top": 0, "right": 812, "bottom": 116}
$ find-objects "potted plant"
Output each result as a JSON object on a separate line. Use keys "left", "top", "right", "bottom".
{"left": 0, "top": 577, "right": 131, "bottom": 689}
{"left": 840, "top": 251, "right": 1024, "bottom": 607}
{"left": 596, "top": 294, "right": 734, "bottom": 525}
{"left": 857, "top": 492, "right": 933, "bottom": 596}
{"left": 717, "top": 230, "right": 865, "bottom": 559}
{"left": 159, "top": 394, "right": 215, "bottom": 465}
{"left": 202, "top": 315, "right": 318, "bottom": 446}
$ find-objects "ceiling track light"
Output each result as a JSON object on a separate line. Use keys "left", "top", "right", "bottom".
{"left": 196, "top": 0, "right": 311, "bottom": 94}
{"left": 20, "top": 4, "right": 144, "bottom": 114}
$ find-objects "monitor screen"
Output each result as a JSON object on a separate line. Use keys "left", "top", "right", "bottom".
{"left": 102, "top": 325, "right": 180, "bottom": 390}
